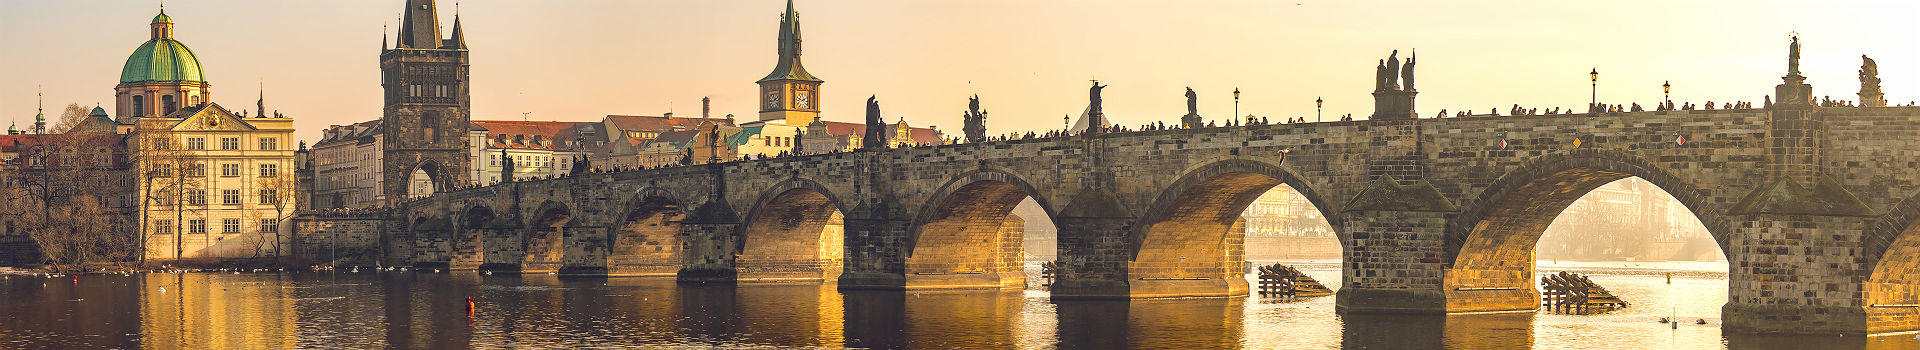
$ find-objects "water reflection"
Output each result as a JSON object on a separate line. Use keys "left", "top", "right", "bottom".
{"left": 1, "top": 267, "right": 1916, "bottom": 349}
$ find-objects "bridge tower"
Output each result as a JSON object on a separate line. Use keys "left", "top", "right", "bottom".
{"left": 380, "top": 0, "right": 472, "bottom": 205}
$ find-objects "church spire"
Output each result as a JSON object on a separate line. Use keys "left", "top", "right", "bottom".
{"left": 257, "top": 79, "right": 266, "bottom": 118}
{"left": 397, "top": 0, "right": 443, "bottom": 49}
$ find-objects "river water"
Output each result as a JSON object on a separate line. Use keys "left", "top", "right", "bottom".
{"left": 2, "top": 260, "right": 1914, "bottom": 349}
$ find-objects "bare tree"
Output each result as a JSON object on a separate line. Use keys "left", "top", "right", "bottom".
{"left": 131, "top": 129, "right": 206, "bottom": 261}
{"left": 0, "top": 134, "right": 140, "bottom": 272}
{"left": 251, "top": 172, "right": 298, "bottom": 258}
{"left": 51, "top": 103, "right": 90, "bottom": 134}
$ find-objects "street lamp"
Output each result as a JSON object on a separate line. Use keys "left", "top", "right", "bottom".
{"left": 1315, "top": 97, "right": 1323, "bottom": 122}
{"left": 1589, "top": 68, "right": 1599, "bottom": 107}
{"left": 1662, "top": 81, "right": 1672, "bottom": 109}
{"left": 1233, "top": 88, "right": 1241, "bottom": 126}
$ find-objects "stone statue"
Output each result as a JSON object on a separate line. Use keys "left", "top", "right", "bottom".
{"left": 863, "top": 96, "right": 887, "bottom": 150}
{"left": 1185, "top": 87, "right": 1198, "bottom": 116}
{"left": 1401, "top": 50, "right": 1416, "bottom": 91}
{"left": 1385, "top": 50, "right": 1401, "bottom": 90}
{"left": 963, "top": 95, "right": 987, "bottom": 143}
{"left": 499, "top": 149, "right": 515, "bottom": 181}
{"left": 1788, "top": 35, "right": 1801, "bottom": 75}
{"left": 1860, "top": 55, "right": 1887, "bottom": 107}
{"left": 1088, "top": 81, "right": 1107, "bottom": 132}
{"left": 1375, "top": 60, "right": 1389, "bottom": 91}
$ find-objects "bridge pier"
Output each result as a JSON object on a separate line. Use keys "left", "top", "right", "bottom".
{"left": 676, "top": 207, "right": 741, "bottom": 283}
{"left": 839, "top": 215, "right": 909, "bottom": 289}
{"left": 1334, "top": 210, "right": 1455, "bottom": 313}
{"left": 1723, "top": 214, "right": 1875, "bottom": 335}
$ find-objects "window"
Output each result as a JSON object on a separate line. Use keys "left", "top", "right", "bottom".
{"left": 187, "top": 163, "right": 205, "bottom": 177}
{"left": 259, "top": 219, "right": 276, "bottom": 233}
{"left": 220, "top": 137, "right": 240, "bottom": 150}
{"left": 259, "top": 189, "right": 278, "bottom": 205}
{"left": 186, "top": 137, "right": 206, "bottom": 150}
{"left": 132, "top": 96, "right": 145, "bottom": 117}
{"left": 258, "top": 138, "right": 278, "bottom": 150}
{"left": 222, "top": 219, "right": 241, "bottom": 234}
{"left": 162, "top": 95, "right": 177, "bottom": 115}
{"left": 259, "top": 163, "right": 278, "bottom": 177}
{"left": 152, "top": 139, "right": 172, "bottom": 150}
{"left": 188, "top": 219, "right": 206, "bottom": 234}
{"left": 154, "top": 220, "right": 173, "bottom": 235}
{"left": 187, "top": 190, "right": 207, "bottom": 206}
{"left": 152, "top": 163, "right": 173, "bottom": 178}
{"left": 221, "top": 163, "right": 241, "bottom": 177}
{"left": 222, "top": 190, "right": 240, "bottom": 205}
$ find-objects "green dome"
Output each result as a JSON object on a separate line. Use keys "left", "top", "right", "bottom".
{"left": 152, "top": 11, "right": 172, "bottom": 24}
{"left": 119, "top": 38, "right": 204, "bottom": 84}
{"left": 89, "top": 106, "right": 108, "bottom": 117}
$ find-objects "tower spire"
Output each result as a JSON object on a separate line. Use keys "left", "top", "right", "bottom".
{"left": 758, "top": 0, "right": 818, "bottom": 83}
{"left": 382, "top": 22, "right": 388, "bottom": 50}
{"left": 258, "top": 78, "right": 266, "bottom": 118}
{"left": 449, "top": 3, "right": 467, "bottom": 49}
{"left": 397, "top": 0, "right": 443, "bottom": 49}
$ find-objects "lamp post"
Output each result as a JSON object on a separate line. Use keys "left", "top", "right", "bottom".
{"left": 1316, "top": 97, "right": 1323, "bottom": 122}
{"left": 1662, "top": 81, "right": 1672, "bottom": 109}
{"left": 1063, "top": 114, "right": 1070, "bottom": 133}
{"left": 1589, "top": 68, "right": 1599, "bottom": 107}
{"left": 1233, "top": 88, "right": 1241, "bottom": 126}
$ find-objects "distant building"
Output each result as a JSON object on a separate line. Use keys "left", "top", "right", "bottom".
{"left": 1240, "top": 186, "right": 1333, "bottom": 238}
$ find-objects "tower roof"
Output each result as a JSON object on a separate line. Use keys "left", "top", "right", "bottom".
{"left": 122, "top": 10, "right": 204, "bottom": 84}
{"left": 759, "top": 0, "right": 820, "bottom": 83}
{"left": 397, "top": 0, "right": 459, "bottom": 49}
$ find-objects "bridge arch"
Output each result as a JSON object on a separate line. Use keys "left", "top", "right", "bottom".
{"left": 405, "top": 159, "right": 449, "bottom": 199}
{"left": 1441, "top": 149, "right": 1729, "bottom": 311}
{"left": 903, "top": 168, "right": 1056, "bottom": 289}
{"left": 1126, "top": 158, "right": 1333, "bottom": 297}
{"left": 1863, "top": 190, "right": 1920, "bottom": 331}
{"left": 611, "top": 187, "right": 692, "bottom": 276}
{"left": 737, "top": 178, "right": 849, "bottom": 282}
{"left": 407, "top": 214, "right": 454, "bottom": 268}
{"left": 521, "top": 200, "right": 575, "bottom": 274}
{"left": 1446, "top": 149, "right": 1731, "bottom": 267}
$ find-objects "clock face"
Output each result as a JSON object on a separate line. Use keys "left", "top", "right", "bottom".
{"left": 795, "top": 92, "right": 810, "bottom": 109}
{"left": 766, "top": 92, "right": 780, "bottom": 109}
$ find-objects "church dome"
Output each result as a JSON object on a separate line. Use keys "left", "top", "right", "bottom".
{"left": 90, "top": 106, "right": 108, "bottom": 117}
{"left": 120, "top": 11, "right": 204, "bottom": 84}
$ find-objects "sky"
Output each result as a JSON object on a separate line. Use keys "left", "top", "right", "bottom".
{"left": 3, "top": 0, "right": 1918, "bottom": 145}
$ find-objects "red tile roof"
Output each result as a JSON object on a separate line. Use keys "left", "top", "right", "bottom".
{"left": 473, "top": 120, "right": 593, "bottom": 150}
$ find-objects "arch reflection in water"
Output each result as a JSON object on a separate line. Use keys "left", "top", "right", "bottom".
{"left": 1055, "top": 298, "right": 1246, "bottom": 349}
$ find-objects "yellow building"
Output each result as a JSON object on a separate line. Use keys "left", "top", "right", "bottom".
{"left": 116, "top": 9, "right": 299, "bottom": 259}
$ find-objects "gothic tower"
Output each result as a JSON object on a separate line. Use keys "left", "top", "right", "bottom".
{"left": 757, "top": 0, "right": 824, "bottom": 125}
{"left": 381, "top": 0, "right": 471, "bottom": 203}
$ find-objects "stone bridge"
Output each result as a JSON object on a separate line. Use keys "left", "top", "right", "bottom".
{"left": 367, "top": 86, "right": 1920, "bottom": 335}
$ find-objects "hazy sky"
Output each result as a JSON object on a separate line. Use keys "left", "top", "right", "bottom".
{"left": 4, "top": 0, "right": 1917, "bottom": 144}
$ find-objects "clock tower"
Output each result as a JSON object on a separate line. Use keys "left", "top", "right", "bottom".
{"left": 757, "top": 0, "right": 823, "bottom": 125}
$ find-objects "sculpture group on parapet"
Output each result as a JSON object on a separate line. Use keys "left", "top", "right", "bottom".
{"left": 1375, "top": 49, "right": 1416, "bottom": 92}
{"left": 1370, "top": 49, "right": 1418, "bottom": 120}
{"left": 962, "top": 95, "right": 987, "bottom": 143}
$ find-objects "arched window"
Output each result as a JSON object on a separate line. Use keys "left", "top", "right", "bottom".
{"left": 161, "top": 95, "right": 177, "bottom": 115}
{"left": 132, "top": 96, "right": 145, "bottom": 117}
{"left": 190, "top": 95, "right": 200, "bottom": 106}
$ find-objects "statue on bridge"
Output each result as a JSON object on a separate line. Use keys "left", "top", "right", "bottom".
{"left": 499, "top": 149, "right": 515, "bottom": 182}
{"left": 1385, "top": 50, "right": 1401, "bottom": 90}
{"left": 1088, "top": 81, "right": 1107, "bottom": 133}
{"left": 1401, "top": 49, "right": 1416, "bottom": 91}
{"left": 1788, "top": 35, "right": 1801, "bottom": 75}
{"left": 963, "top": 95, "right": 987, "bottom": 143}
{"left": 1860, "top": 55, "right": 1888, "bottom": 107}
{"left": 863, "top": 96, "right": 887, "bottom": 150}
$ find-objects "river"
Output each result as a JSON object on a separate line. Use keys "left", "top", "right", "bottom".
{"left": 1, "top": 260, "right": 1914, "bottom": 349}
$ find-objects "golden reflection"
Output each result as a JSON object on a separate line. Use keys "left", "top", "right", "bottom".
{"left": 734, "top": 284, "right": 844, "bottom": 347}
{"left": 1056, "top": 298, "right": 1247, "bottom": 349}
{"left": 1339, "top": 312, "right": 1534, "bottom": 349}
{"left": 843, "top": 290, "right": 1025, "bottom": 348}
{"left": 139, "top": 273, "right": 297, "bottom": 349}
